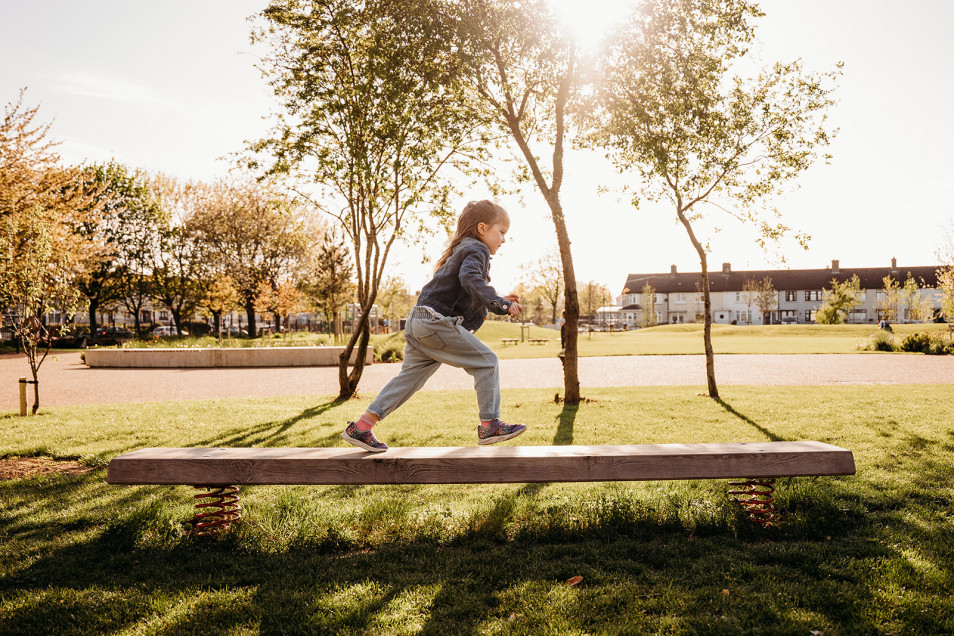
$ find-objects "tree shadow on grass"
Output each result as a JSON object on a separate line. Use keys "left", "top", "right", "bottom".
{"left": 190, "top": 398, "right": 348, "bottom": 448}
{"left": 713, "top": 398, "right": 786, "bottom": 442}
{"left": 553, "top": 402, "right": 578, "bottom": 445}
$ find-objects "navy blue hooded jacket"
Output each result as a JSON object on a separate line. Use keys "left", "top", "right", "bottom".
{"left": 415, "top": 237, "right": 512, "bottom": 332}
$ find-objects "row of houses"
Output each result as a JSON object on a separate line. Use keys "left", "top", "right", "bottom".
{"left": 596, "top": 259, "right": 942, "bottom": 329}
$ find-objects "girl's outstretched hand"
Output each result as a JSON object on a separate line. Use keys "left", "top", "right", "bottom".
{"left": 504, "top": 294, "right": 520, "bottom": 303}
{"left": 507, "top": 301, "right": 523, "bottom": 317}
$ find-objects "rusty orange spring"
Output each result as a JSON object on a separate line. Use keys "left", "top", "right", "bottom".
{"left": 728, "top": 478, "right": 776, "bottom": 524}
{"left": 193, "top": 485, "right": 241, "bottom": 536}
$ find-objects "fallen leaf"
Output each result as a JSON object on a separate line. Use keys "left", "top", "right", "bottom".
{"left": 566, "top": 576, "right": 584, "bottom": 587}
{"left": 721, "top": 589, "right": 730, "bottom": 596}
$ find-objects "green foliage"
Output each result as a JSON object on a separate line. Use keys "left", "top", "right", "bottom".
{"left": 640, "top": 283, "right": 657, "bottom": 327}
{"left": 373, "top": 332, "right": 406, "bottom": 363}
{"left": 898, "top": 332, "right": 953, "bottom": 355}
{"left": 816, "top": 275, "right": 861, "bottom": 324}
{"left": 253, "top": 0, "right": 479, "bottom": 395}
{"left": 863, "top": 330, "right": 897, "bottom": 352}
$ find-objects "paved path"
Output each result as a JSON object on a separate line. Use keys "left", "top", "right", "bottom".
{"left": 2, "top": 352, "right": 953, "bottom": 410}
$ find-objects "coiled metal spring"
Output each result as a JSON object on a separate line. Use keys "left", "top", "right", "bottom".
{"left": 193, "top": 485, "right": 241, "bottom": 536}
{"left": 728, "top": 478, "right": 776, "bottom": 524}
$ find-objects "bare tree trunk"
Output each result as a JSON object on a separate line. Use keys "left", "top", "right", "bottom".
{"left": 676, "top": 204, "right": 719, "bottom": 398}
{"left": 245, "top": 302, "right": 257, "bottom": 338}
{"left": 87, "top": 297, "right": 100, "bottom": 335}
{"left": 338, "top": 300, "right": 374, "bottom": 400}
{"left": 550, "top": 198, "right": 581, "bottom": 403}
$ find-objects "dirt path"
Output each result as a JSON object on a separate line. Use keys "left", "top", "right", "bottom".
{"left": 2, "top": 351, "right": 953, "bottom": 411}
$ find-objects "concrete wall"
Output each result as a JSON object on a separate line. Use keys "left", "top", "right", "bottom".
{"left": 84, "top": 346, "right": 373, "bottom": 368}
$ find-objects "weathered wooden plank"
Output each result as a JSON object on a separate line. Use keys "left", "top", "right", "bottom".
{"left": 107, "top": 442, "right": 855, "bottom": 486}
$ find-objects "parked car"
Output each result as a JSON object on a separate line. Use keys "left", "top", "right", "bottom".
{"left": 153, "top": 326, "right": 188, "bottom": 337}
{"left": 780, "top": 316, "right": 798, "bottom": 325}
{"left": 218, "top": 326, "right": 247, "bottom": 337}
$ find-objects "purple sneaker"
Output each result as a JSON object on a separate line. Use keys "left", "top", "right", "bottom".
{"left": 477, "top": 419, "right": 527, "bottom": 445}
{"left": 342, "top": 421, "right": 389, "bottom": 452}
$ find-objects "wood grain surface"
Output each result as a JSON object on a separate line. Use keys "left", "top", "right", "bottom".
{"left": 107, "top": 442, "right": 855, "bottom": 486}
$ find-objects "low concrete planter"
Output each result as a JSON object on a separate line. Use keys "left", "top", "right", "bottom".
{"left": 84, "top": 346, "right": 373, "bottom": 368}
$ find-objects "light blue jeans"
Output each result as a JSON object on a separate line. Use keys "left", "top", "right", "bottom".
{"left": 367, "top": 306, "right": 500, "bottom": 421}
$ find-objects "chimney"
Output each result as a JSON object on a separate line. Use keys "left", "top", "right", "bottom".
{"left": 832, "top": 259, "right": 840, "bottom": 274}
{"left": 722, "top": 262, "right": 731, "bottom": 275}
{"left": 670, "top": 264, "right": 677, "bottom": 277}
{"left": 891, "top": 257, "right": 898, "bottom": 274}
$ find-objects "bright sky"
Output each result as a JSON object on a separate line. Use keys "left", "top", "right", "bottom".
{"left": 3, "top": 0, "right": 953, "bottom": 297}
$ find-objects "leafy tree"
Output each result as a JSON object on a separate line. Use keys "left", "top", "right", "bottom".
{"left": 901, "top": 275, "right": 933, "bottom": 323}
{"left": 255, "top": 279, "right": 302, "bottom": 336}
{"left": 521, "top": 249, "right": 564, "bottom": 324}
{"left": 150, "top": 175, "right": 206, "bottom": 335}
{"left": 937, "top": 267, "right": 954, "bottom": 323}
{"left": 201, "top": 275, "right": 239, "bottom": 336}
{"left": 73, "top": 162, "right": 151, "bottom": 335}
{"left": 0, "top": 91, "right": 100, "bottom": 413}
{"left": 451, "top": 0, "right": 585, "bottom": 402}
{"left": 816, "top": 275, "right": 861, "bottom": 324}
{"left": 298, "top": 229, "right": 355, "bottom": 341}
{"left": 376, "top": 275, "right": 415, "bottom": 332}
{"left": 253, "top": 0, "right": 477, "bottom": 399}
{"left": 579, "top": 280, "right": 612, "bottom": 320}
{"left": 740, "top": 279, "right": 760, "bottom": 325}
{"left": 593, "top": 0, "right": 839, "bottom": 398}
{"left": 878, "top": 275, "right": 901, "bottom": 322}
{"left": 640, "top": 283, "right": 657, "bottom": 327}
{"left": 751, "top": 277, "right": 777, "bottom": 324}
{"left": 187, "top": 178, "right": 308, "bottom": 338}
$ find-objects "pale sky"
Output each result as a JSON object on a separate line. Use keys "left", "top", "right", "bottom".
{"left": 3, "top": 1, "right": 952, "bottom": 296}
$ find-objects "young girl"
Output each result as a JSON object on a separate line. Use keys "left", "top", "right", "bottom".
{"left": 342, "top": 200, "right": 526, "bottom": 452}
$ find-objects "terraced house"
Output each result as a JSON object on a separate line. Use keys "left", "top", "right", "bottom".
{"left": 603, "top": 259, "right": 941, "bottom": 328}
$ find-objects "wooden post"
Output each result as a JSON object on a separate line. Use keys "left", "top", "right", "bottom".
{"left": 18, "top": 378, "right": 27, "bottom": 416}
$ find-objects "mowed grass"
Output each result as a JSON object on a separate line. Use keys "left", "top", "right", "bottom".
{"left": 477, "top": 321, "right": 954, "bottom": 358}
{"left": 2, "top": 385, "right": 953, "bottom": 634}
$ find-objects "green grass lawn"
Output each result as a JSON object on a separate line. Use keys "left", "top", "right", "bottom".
{"left": 478, "top": 321, "right": 954, "bottom": 358}
{"left": 2, "top": 385, "right": 953, "bottom": 633}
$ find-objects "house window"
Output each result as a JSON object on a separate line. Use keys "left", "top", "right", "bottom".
{"left": 695, "top": 293, "right": 703, "bottom": 302}
{"left": 849, "top": 309, "right": 867, "bottom": 323}
{"left": 736, "top": 310, "right": 750, "bottom": 323}
{"left": 876, "top": 290, "right": 886, "bottom": 300}
{"left": 676, "top": 293, "right": 686, "bottom": 304}
{"left": 141, "top": 311, "right": 151, "bottom": 323}
{"left": 805, "top": 310, "right": 816, "bottom": 322}
{"left": 784, "top": 291, "right": 798, "bottom": 302}
{"left": 159, "top": 311, "right": 169, "bottom": 321}
{"left": 859, "top": 290, "right": 867, "bottom": 301}
{"left": 805, "top": 291, "right": 822, "bottom": 301}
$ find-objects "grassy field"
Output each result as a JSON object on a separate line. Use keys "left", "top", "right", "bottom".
{"left": 2, "top": 385, "right": 953, "bottom": 633}
{"left": 474, "top": 321, "right": 953, "bottom": 359}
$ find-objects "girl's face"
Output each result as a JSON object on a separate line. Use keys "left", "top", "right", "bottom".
{"left": 477, "top": 213, "right": 510, "bottom": 255}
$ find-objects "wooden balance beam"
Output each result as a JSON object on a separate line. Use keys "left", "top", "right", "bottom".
{"left": 107, "top": 442, "right": 855, "bottom": 532}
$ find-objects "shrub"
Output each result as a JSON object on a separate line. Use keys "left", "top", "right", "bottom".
{"left": 897, "top": 332, "right": 952, "bottom": 355}
{"left": 899, "top": 332, "right": 932, "bottom": 353}
{"left": 376, "top": 340, "right": 404, "bottom": 363}
{"left": 864, "top": 331, "right": 896, "bottom": 352}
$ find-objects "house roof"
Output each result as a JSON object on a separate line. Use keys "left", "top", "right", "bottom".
{"left": 622, "top": 261, "right": 940, "bottom": 294}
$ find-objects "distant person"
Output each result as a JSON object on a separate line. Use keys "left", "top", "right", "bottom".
{"left": 342, "top": 200, "right": 526, "bottom": 453}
